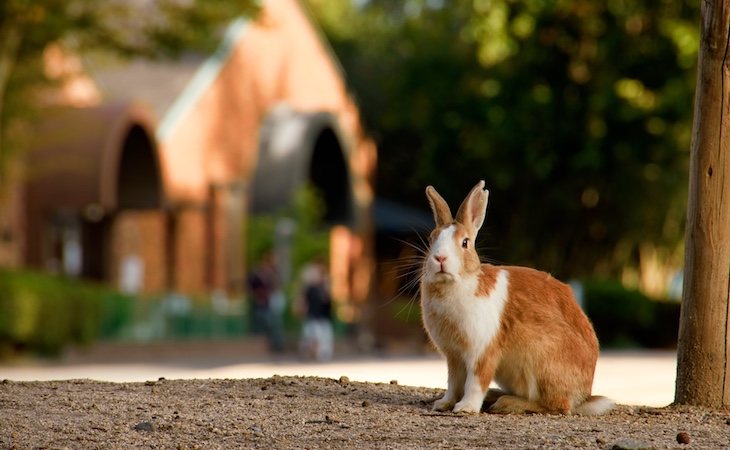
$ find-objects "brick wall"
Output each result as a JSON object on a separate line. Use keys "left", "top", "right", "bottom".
{"left": 171, "top": 208, "right": 207, "bottom": 295}
{"left": 109, "top": 211, "right": 167, "bottom": 295}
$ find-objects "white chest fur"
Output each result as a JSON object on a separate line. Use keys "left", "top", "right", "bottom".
{"left": 423, "top": 269, "right": 510, "bottom": 364}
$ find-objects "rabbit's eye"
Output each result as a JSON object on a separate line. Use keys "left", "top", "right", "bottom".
{"left": 461, "top": 238, "right": 469, "bottom": 249}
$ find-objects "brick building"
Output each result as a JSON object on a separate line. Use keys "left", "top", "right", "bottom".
{"left": 3, "top": 0, "right": 377, "bottom": 322}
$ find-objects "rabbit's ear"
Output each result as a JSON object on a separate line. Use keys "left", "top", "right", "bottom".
{"left": 426, "top": 185, "right": 453, "bottom": 227}
{"left": 456, "top": 180, "right": 489, "bottom": 233}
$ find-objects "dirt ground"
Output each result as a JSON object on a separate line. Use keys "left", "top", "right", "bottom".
{"left": 2, "top": 375, "right": 729, "bottom": 449}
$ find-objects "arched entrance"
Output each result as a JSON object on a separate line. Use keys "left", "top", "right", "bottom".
{"left": 24, "top": 102, "right": 166, "bottom": 291}
{"left": 107, "top": 120, "right": 168, "bottom": 294}
{"left": 250, "top": 106, "right": 354, "bottom": 224}
{"left": 116, "top": 124, "right": 163, "bottom": 210}
{"left": 309, "top": 128, "right": 353, "bottom": 225}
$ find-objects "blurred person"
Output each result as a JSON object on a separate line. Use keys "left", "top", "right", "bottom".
{"left": 295, "top": 256, "right": 334, "bottom": 361}
{"left": 247, "top": 251, "right": 285, "bottom": 353}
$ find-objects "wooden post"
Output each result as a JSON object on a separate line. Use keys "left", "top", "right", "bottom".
{"left": 674, "top": 0, "right": 730, "bottom": 407}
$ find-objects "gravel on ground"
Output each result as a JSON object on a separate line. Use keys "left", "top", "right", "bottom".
{"left": 2, "top": 376, "right": 729, "bottom": 449}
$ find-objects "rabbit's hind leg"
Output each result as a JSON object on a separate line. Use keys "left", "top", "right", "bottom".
{"left": 481, "top": 387, "right": 508, "bottom": 411}
{"left": 487, "top": 394, "right": 558, "bottom": 414}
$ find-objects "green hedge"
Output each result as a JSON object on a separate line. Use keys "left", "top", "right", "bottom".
{"left": 0, "top": 270, "right": 251, "bottom": 358}
{"left": 583, "top": 279, "right": 680, "bottom": 349}
{"left": 0, "top": 270, "right": 132, "bottom": 357}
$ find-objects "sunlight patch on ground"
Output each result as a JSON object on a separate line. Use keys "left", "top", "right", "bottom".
{"left": 0, "top": 350, "right": 676, "bottom": 407}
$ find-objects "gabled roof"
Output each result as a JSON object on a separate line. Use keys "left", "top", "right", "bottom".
{"left": 87, "top": 0, "right": 353, "bottom": 145}
{"left": 87, "top": 54, "right": 202, "bottom": 125}
{"left": 85, "top": 15, "right": 248, "bottom": 139}
{"left": 156, "top": 18, "right": 249, "bottom": 141}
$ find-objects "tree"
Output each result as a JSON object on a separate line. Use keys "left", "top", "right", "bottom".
{"left": 674, "top": 0, "right": 730, "bottom": 408}
{"left": 0, "top": 0, "right": 259, "bottom": 183}
{"left": 308, "top": 0, "right": 699, "bottom": 285}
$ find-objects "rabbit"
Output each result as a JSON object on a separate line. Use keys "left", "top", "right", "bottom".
{"left": 420, "top": 180, "right": 613, "bottom": 415}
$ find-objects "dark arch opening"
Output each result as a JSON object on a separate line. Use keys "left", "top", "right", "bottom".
{"left": 117, "top": 125, "right": 162, "bottom": 209}
{"left": 309, "top": 128, "right": 353, "bottom": 225}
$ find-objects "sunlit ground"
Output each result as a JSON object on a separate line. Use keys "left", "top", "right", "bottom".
{"left": 0, "top": 348, "right": 675, "bottom": 407}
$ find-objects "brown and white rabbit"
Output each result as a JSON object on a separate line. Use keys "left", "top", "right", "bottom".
{"left": 421, "top": 180, "right": 613, "bottom": 415}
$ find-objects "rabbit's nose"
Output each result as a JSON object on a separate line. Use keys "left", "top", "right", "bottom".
{"left": 434, "top": 255, "right": 447, "bottom": 263}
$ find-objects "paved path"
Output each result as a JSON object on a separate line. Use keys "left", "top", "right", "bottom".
{"left": 0, "top": 346, "right": 676, "bottom": 407}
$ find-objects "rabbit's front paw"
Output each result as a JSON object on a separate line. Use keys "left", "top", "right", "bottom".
{"left": 453, "top": 399, "right": 482, "bottom": 414}
{"left": 432, "top": 396, "right": 456, "bottom": 412}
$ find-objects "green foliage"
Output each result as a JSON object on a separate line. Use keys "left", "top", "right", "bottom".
{"left": 98, "top": 291, "right": 135, "bottom": 340}
{"left": 583, "top": 279, "right": 679, "bottom": 348}
{"left": 246, "top": 185, "right": 330, "bottom": 277}
{"left": 1, "top": 0, "right": 260, "bottom": 62}
{"left": 0, "top": 269, "right": 126, "bottom": 357}
{"left": 307, "top": 0, "right": 699, "bottom": 280}
{"left": 289, "top": 187, "right": 331, "bottom": 271}
{"left": 0, "top": 269, "right": 253, "bottom": 358}
{"left": 389, "top": 297, "right": 423, "bottom": 327}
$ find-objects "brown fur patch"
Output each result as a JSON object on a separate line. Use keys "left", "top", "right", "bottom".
{"left": 490, "top": 265, "right": 598, "bottom": 413}
{"left": 477, "top": 264, "right": 499, "bottom": 297}
{"left": 476, "top": 342, "right": 501, "bottom": 391}
{"left": 489, "top": 395, "right": 549, "bottom": 415}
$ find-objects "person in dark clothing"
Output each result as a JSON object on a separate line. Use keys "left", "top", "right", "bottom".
{"left": 295, "top": 257, "right": 333, "bottom": 361}
{"left": 304, "top": 283, "right": 332, "bottom": 321}
{"left": 247, "top": 251, "right": 285, "bottom": 353}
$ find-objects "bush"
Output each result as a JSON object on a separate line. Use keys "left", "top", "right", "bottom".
{"left": 582, "top": 279, "right": 680, "bottom": 349}
{"left": 99, "top": 291, "right": 135, "bottom": 340}
{"left": 0, "top": 270, "right": 124, "bottom": 357}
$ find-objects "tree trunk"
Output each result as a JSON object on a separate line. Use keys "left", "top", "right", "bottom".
{"left": 674, "top": 0, "right": 730, "bottom": 407}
